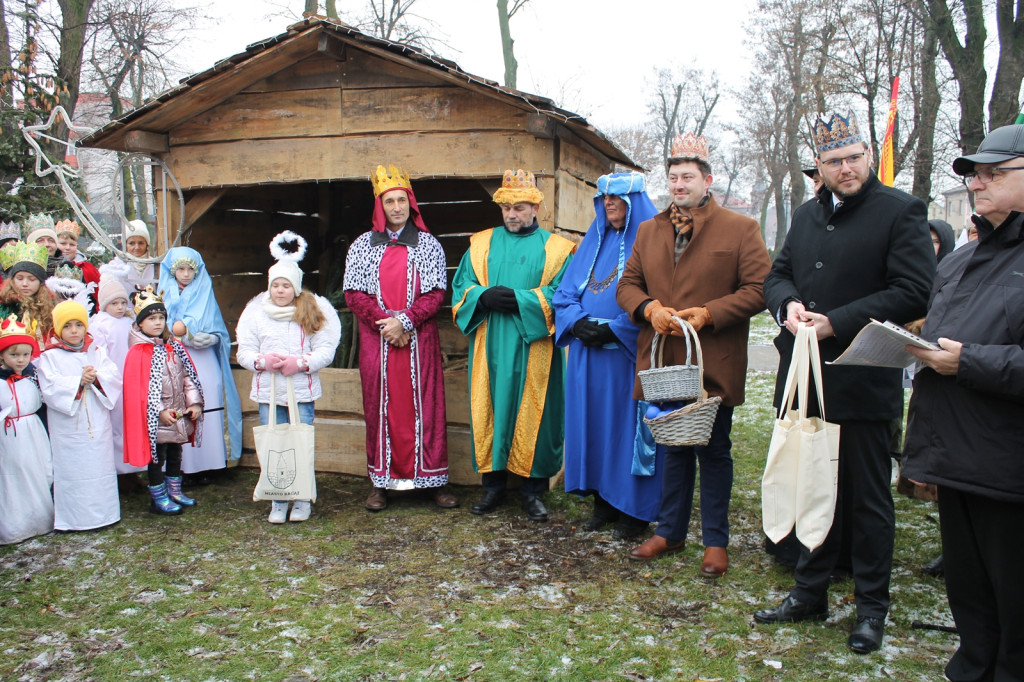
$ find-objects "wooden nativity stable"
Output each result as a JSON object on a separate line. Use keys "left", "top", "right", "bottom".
{"left": 79, "top": 16, "right": 638, "bottom": 484}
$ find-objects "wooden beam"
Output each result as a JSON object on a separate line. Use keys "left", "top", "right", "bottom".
{"left": 182, "top": 188, "right": 225, "bottom": 232}
{"left": 525, "top": 114, "right": 556, "bottom": 139}
{"left": 317, "top": 33, "right": 347, "bottom": 61}
{"left": 122, "top": 130, "right": 169, "bottom": 153}
{"left": 163, "top": 131, "right": 555, "bottom": 190}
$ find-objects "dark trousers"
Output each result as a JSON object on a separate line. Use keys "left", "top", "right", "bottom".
{"left": 939, "top": 486, "right": 1024, "bottom": 682}
{"left": 147, "top": 443, "right": 182, "bottom": 486}
{"left": 654, "top": 406, "right": 734, "bottom": 548}
{"left": 482, "top": 470, "right": 548, "bottom": 499}
{"left": 790, "top": 420, "right": 894, "bottom": 619}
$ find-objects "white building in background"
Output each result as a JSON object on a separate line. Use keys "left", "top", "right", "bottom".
{"left": 941, "top": 184, "right": 973, "bottom": 237}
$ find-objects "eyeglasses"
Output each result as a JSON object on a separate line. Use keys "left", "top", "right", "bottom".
{"left": 820, "top": 152, "right": 866, "bottom": 169}
{"left": 962, "top": 166, "right": 1024, "bottom": 186}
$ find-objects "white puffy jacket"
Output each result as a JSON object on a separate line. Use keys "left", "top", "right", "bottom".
{"left": 235, "top": 292, "right": 342, "bottom": 405}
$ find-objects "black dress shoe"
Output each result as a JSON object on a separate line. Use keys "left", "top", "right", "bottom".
{"left": 522, "top": 495, "right": 548, "bottom": 522}
{"left": 470, "top": 491, "right": 504, "bottom": 515}
{"left": 753, "top": 595, "right": 828, "bottom": 624}
{"left": 848, "top": 616, "right": 884, "bottom": 654}
{"left": 582, "top": 495, "right": 617, "bottom": 530}
{"left": 921, "top": 554, "right": 944, "bottom": 577}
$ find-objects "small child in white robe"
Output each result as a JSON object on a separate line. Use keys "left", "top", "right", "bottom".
{"left": 0, "top": 315, "right": 53, "bottom": 544}
{"left": 37, "top": 301, "right": 122, "bottom": 531}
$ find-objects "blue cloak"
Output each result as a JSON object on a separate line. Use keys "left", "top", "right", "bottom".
{"left": 553, "top": 173, "right": 663, "bottom": 521}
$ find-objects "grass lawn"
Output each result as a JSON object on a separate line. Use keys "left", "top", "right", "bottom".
{"left": 1, "top": 319, "right": 956, "bottom": 680}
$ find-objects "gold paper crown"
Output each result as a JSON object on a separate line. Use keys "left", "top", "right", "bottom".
{"left": 371, "top": 164, "right": 412, "bottom": 197}
{"left": 812, "top": 111, "right": 864, "bottom": 154}
{"left": 669, "top": 132, "right": 710, "bottom": 162}
{"left": 0, "top": 313, "right": 37, "bottom": 341}
{"left": 492, "top": 169, "right": 545, "bottom": 205}
{"left": 23, "top": 213, "right": 55, "bottom": 239}
{"left": 53, "top": 263, "right": 83, "bottom": 281}
{"left": 12, "top": 241, "right": 48, "bottom": 270}
{"left": 0, "top": 241, "right": 16, "bottom": 270}
{"left": 0, "top": 221, "right": 20, "bottom": 242}
{"left": 55, "top": 219, "right": 80, "bottom": 237}
{"left": 132, "top": 285, "right": 165, "bottom": 318}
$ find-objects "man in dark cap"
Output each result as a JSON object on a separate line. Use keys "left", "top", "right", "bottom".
{"left": 902, "top": 123, "right": 1024, "bottom": 681}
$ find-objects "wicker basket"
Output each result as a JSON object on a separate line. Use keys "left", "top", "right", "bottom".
{"left": 644, "top": 394, "right": 722, "bottom": 446}
{"left": 638, "top": 317, "right": 701, "bottom": 402}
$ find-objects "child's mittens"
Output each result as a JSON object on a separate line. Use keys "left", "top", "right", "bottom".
{"left": 255, "top": 352, "right": 284, "bottom": 370}
{"left": 272, "top": 355, "right": 307, "bottom": 377}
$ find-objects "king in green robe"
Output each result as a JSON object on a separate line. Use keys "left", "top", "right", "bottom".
{"left": 451, "top": 222, "right": 575, "bottom": 480}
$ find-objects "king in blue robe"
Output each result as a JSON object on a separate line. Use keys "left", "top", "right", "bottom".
{"left": 553, "top": 172, "right": 662, "bottom": 537}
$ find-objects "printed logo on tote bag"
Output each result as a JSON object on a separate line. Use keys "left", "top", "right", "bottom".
{"left": 267, "top": 449, "right": 297, "bottom": 489}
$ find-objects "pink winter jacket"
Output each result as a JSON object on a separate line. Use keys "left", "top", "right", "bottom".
{"left": 128, "top": 325, "right": 204, "bottom": 444}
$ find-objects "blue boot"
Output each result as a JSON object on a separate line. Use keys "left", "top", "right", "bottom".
{"left": 165, "top": 476, "right": 196, "bottom": 507}
{"left": 148, "top": 482, "right": 183, "bottom": 515}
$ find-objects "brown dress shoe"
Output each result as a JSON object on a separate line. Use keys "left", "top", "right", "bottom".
{"left": 433, "top": 487, "right": 459, "bottom": 508}
{"left": 628, "top": 534, "right": 685, "bottom": 561}
{"left": 700, "top": 546, "right": 728, "bottom": 577}
{"left": 365, "top": 487, "right": 388, "bottom": 511}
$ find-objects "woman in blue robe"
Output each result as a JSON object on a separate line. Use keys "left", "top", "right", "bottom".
{"left": 553, "top": 172, "right": 662, "bottom": 538}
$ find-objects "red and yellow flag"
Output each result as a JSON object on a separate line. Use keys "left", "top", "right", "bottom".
{"left": 877, "top": 77, "right": 900, "bottom": 186}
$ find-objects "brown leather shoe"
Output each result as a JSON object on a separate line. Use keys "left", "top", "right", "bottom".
{"left": 700, "top": 546, "right": 728, "bottom": 577}
{"left": 365, "top": 487, "right": 387, "bottom": 512}
{"left": 433, "top": 487, "right": 459, "bottom": 508}
{"left": 628, "top": 534, "right": 685, "bottom": 561}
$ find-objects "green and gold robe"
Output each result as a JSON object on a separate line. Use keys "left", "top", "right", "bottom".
{"left": 451, "top": 226, "right": 574, "bottom": 478}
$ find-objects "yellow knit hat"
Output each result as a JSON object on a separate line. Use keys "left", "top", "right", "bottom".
{"left": 52, "top": 300, "right": 89, "bottom": 334}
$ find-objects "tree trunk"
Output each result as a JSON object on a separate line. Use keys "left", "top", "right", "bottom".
{"left": 304, "top": 0, "right": 317, "bottom": 15}
{"left": 497, "top": 0, "right": 517, "bottom": 89}
{"left": 325, "top": 0, "right": 338, "bottom": 19}
{"left": 0, "top": 0, "right": 12, "bottom": 107}
{"left": 911, "top": 23, "right": 940, "bottom": 203}
{"left": 773, "top": 182, "right": 788, "bottom": 257}
{"left": 988, "top": 0, "right": 1024, "bottom": 129}
{"left": 54, "top": 0, "right": 97, "bottom": 143}
{"left": 925, "top": 0, "right": 988, "bottom": 154}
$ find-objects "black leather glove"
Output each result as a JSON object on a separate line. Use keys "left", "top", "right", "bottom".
{"left": 478, "top": 286, "right": 519, "bottom": 313}
{"left": 589, "top": 323, "right": 618, "bottom": 347}
{"left": 572, "top": 318, "right": 601, "bottom": 343}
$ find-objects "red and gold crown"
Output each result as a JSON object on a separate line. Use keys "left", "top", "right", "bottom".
{"left": 55, "top": 219, "right": 81, "bottom": 238}
{"left": 812, "top": 111, "right": 864, "bottom": 154}
{"left": 492, "top": 169, "right": 545, "bottom": 205}
{"left": 669, "top": 132, "right": 710, "bottom": 162}
{"left": 371, "top": 164, "right": 413, "bottom": 197}
{"left": 0, "top": 313, "right": 40, "bottom": 355}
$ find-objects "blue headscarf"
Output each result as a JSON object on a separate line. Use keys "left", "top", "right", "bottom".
{"left": 158, "top": 247, "right": 242, "bottom": 459}
{"left": 572, "top": 172, "right": 658, "bottom": 297}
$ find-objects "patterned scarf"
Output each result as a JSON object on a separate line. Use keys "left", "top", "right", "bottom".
{"left": 143, "top": 338, "right": 204, "bottom": 463}
{"left": 669, "top": 203, "right": 694, "bottom": 264}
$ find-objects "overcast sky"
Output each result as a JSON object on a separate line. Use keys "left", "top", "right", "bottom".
{"left": 180, "top": 0, "right": 757, "bottom": 132}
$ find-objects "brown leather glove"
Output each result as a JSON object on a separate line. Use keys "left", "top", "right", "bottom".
{"left": 678, "top": 306, "right": 712, "bottom": 333}
{"left": 644, "top": 301, "right": 682, "bottom": 336}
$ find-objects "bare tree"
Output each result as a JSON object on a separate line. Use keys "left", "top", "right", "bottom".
{"left": 646, "top": 67, "right": 720, "bottom": 161}
{"left": 922, "top": 0, "right": 1024, "bottom": 155}
{"left": 712, "top": 143, "right": 753, "bottom": 210}
{"left": 497, "top": 0, "right": 529, "bottom": 89}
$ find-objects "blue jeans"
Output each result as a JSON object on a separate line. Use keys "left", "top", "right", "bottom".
{"left": 258, "top": 402, "right": 315, "bottom": 426}
{"left": 654, "top": 406, "right": 734, "bottom": 547}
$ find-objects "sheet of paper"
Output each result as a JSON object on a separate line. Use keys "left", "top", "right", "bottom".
{"left": 829, "top": 319, "right": 940, "bottom": 368}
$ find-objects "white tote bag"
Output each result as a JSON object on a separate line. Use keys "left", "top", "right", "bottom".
{"left": 253, "top": 373, "right": 317, "bottom": 503}
{"left": 762, "top": 324, "right": 840, "bottom": 552}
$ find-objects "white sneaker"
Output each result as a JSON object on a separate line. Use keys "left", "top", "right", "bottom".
{"left": 268, "top": 501, "right": 289, "bottom": 524}
{"left": 289, "top": 500, "right": 312, "bottom": 522}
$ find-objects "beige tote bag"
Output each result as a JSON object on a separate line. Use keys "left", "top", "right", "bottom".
{"left": 762, "top": 323, "right": 840, "bottom": 551}
{"left": 253, "top": 373, "right": 317, "bottom": 503}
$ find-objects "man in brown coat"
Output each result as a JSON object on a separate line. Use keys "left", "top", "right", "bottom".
{"left": 616, "top": 132, "right": 771, "bottom": 576}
